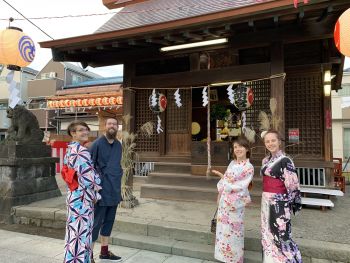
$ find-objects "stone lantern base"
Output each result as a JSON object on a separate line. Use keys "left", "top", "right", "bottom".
{"left": 0, "top": 142, "right": 61, "bottom": 223}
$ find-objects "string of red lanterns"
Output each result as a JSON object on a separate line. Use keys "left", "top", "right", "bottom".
{"left": 47, "top": 96, "right": 123, "bottom": 109}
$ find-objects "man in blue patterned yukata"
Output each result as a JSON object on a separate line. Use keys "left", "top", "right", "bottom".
{"left": 89, "top": 117, "right": 123, "bottom": 263}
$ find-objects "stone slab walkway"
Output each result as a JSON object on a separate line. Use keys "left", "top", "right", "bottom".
{"left": 0, "top": 229, "right": 216, "bottom": 263}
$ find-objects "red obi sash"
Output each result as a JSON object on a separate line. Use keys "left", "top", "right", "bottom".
{"left": 61, "top": 165, "right": 79, "bottom": 191}
{"left": 263, "top": 176, "right": 287, "bottom": 194}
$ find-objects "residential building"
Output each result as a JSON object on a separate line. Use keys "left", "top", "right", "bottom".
{"left": 27, "top": 60, "right": 101, "bottom": 132}
{"left": 332, "top": 68, "right": 350, "bottom": 167}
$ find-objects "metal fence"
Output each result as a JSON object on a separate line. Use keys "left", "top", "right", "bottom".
{"left": 296, "top": 167, "right": 326, "bottom": 187}
{"left": 133, "top": 161, "right": 154, "bottom": 177}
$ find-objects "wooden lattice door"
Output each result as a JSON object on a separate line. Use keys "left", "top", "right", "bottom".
{"left": 135, "top": 89, "right": 160, "bottom": 153}
{"left": 285, "top": 71, "right": 323, "bottom": 159}
{"left": 165, "top": 89, "right": 191, "bottom": 155}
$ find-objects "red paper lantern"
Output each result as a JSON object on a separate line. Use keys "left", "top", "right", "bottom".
{"left": 149, "top": 91, "right": 167, "bottom": 113}
{"left": 334, "top": 8, "right": 350, "bottom": 57}
{"left": 64, "top": 99, "right": 71, "bottom": 107}
{"left": 71, "top": 100, "right": 77, "bottom": 107}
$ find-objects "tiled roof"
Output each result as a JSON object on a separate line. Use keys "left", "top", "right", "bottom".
{"left": 96, "top": 0, "right": 273, "bottom": 33}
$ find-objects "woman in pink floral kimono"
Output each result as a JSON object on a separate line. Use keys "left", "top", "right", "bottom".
{"left": 261, "top": 130, "right": 302, "bottom": 263}
{"left": 212, "top": 137, "right": 254, "bottom": 263}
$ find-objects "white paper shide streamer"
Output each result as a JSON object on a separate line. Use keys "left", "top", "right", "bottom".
{"left": 241, "top": 111, "right": 256, "bottom": 143}
{"left": 202, "top": 86, "right": 208, "bottom": 107}
{"left": 156, "top": 115, "right": 163, "bottom": 134}
{"left": 227, "top": 84, "right": 235, "bottom": 104}
{"left": 151, "top": 89, "right": 157, "bottom": 107}
{"left": 174, "top": 88, "right": 182, "bottom": 107}
{"left": 6, "top": 71, "right": 21, "bottom": 108}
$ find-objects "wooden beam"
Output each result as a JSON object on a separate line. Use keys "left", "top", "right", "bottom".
{"left": 183, "top": 31, "right": 202, "bottom": 41}
{"left": 131, "top": 63, "right": 271, "bottom": 88}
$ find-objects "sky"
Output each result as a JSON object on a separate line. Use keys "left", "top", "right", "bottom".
{"left": 0, "top": 0, "right": 349, "bottom": 76}
{"left": 0, "top": 0, "right": 123, "bottom": 77}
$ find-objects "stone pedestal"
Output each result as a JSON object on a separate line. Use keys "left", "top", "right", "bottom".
{"left": 0, "top": 142, "right": 61, "bottom": 223}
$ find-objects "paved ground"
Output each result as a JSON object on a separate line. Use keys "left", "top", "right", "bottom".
{"left": 34, "top": 174, "right": 350, "bottom": 245}
{"left": 0, "top": 229, "right": 216, "bottom": 263}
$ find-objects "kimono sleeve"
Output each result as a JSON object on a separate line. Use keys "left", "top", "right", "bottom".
{"left": 282, "top": 157, "right": 302, "bottom": 214}
{"left": 223, "top": 163, "right": 254, "bottom": 193}
{"left": 74, "top": 145, "right": 101, "bottom": 194}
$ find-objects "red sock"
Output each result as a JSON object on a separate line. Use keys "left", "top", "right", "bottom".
{"left": 101, "top": 245, "right": 108, "bottom": 255}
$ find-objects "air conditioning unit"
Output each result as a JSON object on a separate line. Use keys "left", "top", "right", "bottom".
{"left": 41, "top": 73, "right": 50, "bottom": 79}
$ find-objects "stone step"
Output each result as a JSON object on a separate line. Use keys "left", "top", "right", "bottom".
{"left": 146, "top": 172, "right": 220, "bottom": 188}
{"left": 110, "top": 231, "right": 261, "bottom": 262}
{"left": 140, "top": 184, "right": 262, "bottom": 204}
{"left": 153, "top": 162, "right": 192, "bottom": 173}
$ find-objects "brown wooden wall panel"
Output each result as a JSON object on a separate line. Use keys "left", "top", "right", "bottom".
{"left": 166, "top": 134, "right": 191, "bottom": 155}
{"left": 285, "top": 71, "right": 323, "bottom": 159}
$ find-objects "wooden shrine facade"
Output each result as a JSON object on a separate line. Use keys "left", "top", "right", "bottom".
{"left": 40, "top": 0, "right": 350, "bottom": 185}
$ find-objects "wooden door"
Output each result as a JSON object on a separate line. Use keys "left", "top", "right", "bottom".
{"left": 165, "top": 89, "right": 191, "bottom": 155}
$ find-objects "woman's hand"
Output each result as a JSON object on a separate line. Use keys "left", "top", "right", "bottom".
{"left": 211, "top": 169, "right": 224, "bottom": 178}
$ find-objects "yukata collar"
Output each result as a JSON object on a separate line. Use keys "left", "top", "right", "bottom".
{"left": 270, "top": 150, "right": 284, "bottom": 160}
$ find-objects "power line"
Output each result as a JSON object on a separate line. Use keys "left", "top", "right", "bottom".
{"left": 0, "top": 11, "right": 119, "bottom": 21}
{"left": 2, "top": 0, "right": 54, "bottom": 40}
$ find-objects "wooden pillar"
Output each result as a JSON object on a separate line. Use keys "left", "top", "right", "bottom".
{"left": 122, "top": 62, "right": 138, "bottom": 208}
{"left": 270, "top": 42, "right": 285, "bottom": 140}
{"left": 123, "top": 62, "right": 136, "bottom": 133}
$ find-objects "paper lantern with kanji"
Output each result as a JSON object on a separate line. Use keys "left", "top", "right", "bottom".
{"left": 95, "top": 97, "right": 102, "bottom": 106}
{"left": 52, "top": 101, "right": 59, "bottom": 108}
{"left": 109, "top": 97, "right": 117, "bottom": 105}
{"left": 116, "top": 96, "right": 123, "bottom": 105}
{"left": 149, "top": 91, "right": 167, "bottom": 113}
{"left": 102, "top": 97, "right": 110, "bottom": 106}
{"left": 59, "top": 100, "right": 65, "bottom": 108}
{"left": 334, "top": 8, "right": 350, "bottom": 57}
{"left": 82, "top": 99, "right": 89, "bottom": 107}
{"left": 76, "top": 99, "right": 82, "bottom": 107}
{"left": 0, "top": 27, "right": 35, "bottom": 70}
{"left": 88, "top": 98, "right": 96, "bottom": 106}
{"left": 233, "top": 85, "right": 254, "bottom": 111}
{"left": 47, "top": 101, "right": 53, "bottom": 108}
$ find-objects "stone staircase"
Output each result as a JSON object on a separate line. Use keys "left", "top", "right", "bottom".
{"left": 140, "top": 162, "right": 263, "bottom": 205}
{"left": 111, "top": 216, "right": 261, "bottom": 262}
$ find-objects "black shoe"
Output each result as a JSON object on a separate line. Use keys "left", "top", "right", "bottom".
{"left": 91, "top": 258, "right": 95, "bottom": 263}
{"left": 99, "top": 251, "right": 122, "bottom": 261}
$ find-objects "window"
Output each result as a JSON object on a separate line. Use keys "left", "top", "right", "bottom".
{"left": 72, "top": 75, "right": 83, "bottom": 84}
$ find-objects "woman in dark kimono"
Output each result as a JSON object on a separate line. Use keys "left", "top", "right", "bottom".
{"left": 260, "top": 130, "right": 302, "bottom": 263}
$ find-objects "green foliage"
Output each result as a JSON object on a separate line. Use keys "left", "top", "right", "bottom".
{"left": 211, "top": 104, "right": 228, "bottom": 121}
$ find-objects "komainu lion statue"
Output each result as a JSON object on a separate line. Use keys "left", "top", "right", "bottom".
{"left": 6, "top": 105, "right": 44, "bottom": 144}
